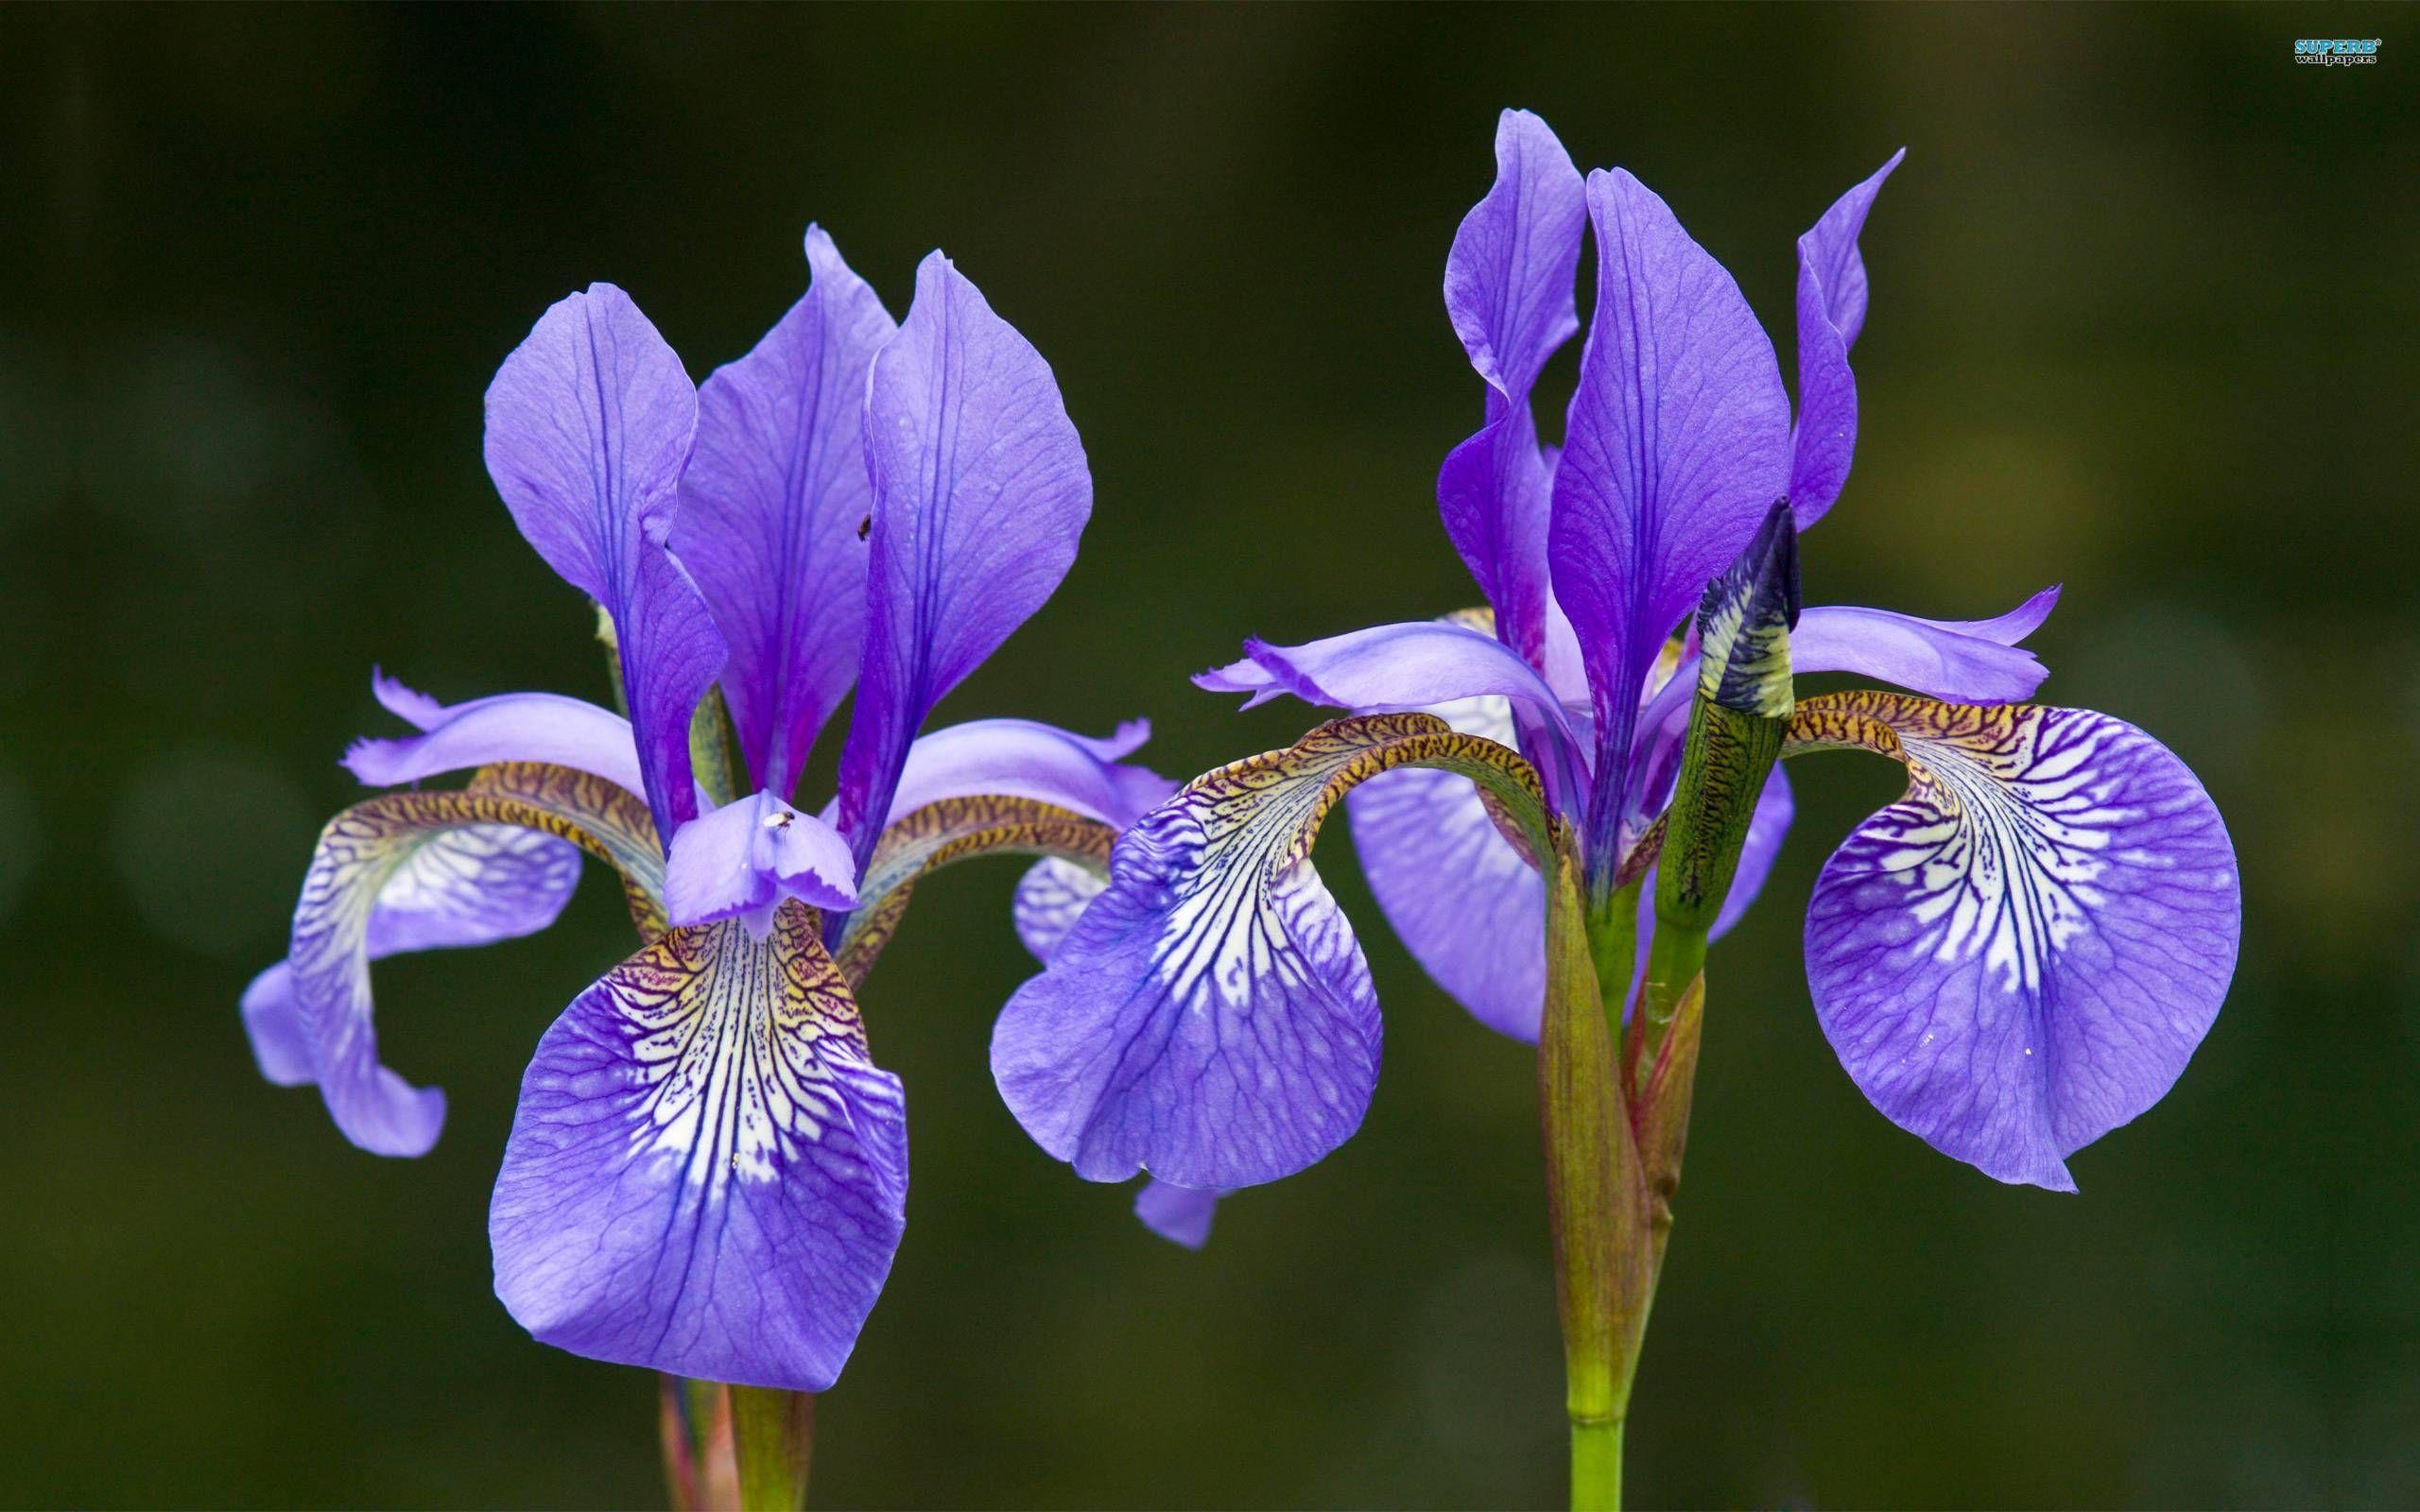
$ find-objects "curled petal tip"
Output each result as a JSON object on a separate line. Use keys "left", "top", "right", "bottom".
{"left": 666, "top": 792, "right": 859, "bottom": 931}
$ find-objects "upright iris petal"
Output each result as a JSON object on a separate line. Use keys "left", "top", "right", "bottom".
{"left": 1548, "top": 170, "right": 1791, "bottom": 870}
{"left": 1790, "top": 693, "right": 2238, "bottom": 1189}
{"left": 677, "top": 227, "right": 897, "bottom": 802}
{"left": 1788, "top": 149, "right": 1905, "bottom": 524}
{"left": 1437, "top": 108, "right": 1586, "bottom": 664}
{"left": 483, "top": 285, "right": 727, "bottom": 844}
{"left": 835, "top": 253, "right": 1094, "bottom": 868}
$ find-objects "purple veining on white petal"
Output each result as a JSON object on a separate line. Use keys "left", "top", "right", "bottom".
{"left": 1804, "top": 703, "right": 2238, "bottom": 1190}
{"left": 492, "top": 908, "right": 907, "bottom": 1389}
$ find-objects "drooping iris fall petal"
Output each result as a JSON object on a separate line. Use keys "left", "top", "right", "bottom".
{"left": 1790, "top": 693, "right": 2238, "bottom": 1190}
{"left": 281, "top": 766, "right": 665, "bottom": 1156}
{"left": 992, "top": 714, "right": 1547, "bottom": 1189}
{"left": 835, "top": 253, "right": 1093, "bottom": 868}
{"left": 482, "top": 285, "right": 726, "bottom": 844}
{"left": 677, "top": 227, "right": 897, "bottom": 801}
{"left": 490, "top": 903, "right": 908, "bottom": 1391}
{"left": 244, "top": 824, "right": 581, "bottom": 1086}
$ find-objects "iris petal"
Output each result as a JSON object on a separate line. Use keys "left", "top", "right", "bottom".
{"left": 1438, "top": 109, "right": 1586, "bottom": 662}
{"left": 1549, "top": 169, "right": 1791, "bottom": 862}
{"left": 1132, "top": 1180, "right": 1222, "bottom": 1250}
{"left": 1790, "top": 693, "right": 2238, "bottom": 1190}
{"left": 677, "top": 227, "right": 896, "bottom": 800}
{"left": 991, "top": 714, "right": 1547, "bottom": 1189}
{"left": 279, "top": 765, "right": 664, "bottom": 1156}
{"left": 835, "top": 253, "right": 1092, "bottom": 868}
{"left": 482, "top": 285, "right": 726, "bottom": 845}
{"left": 1346, "top": 694, "right": 1547, "bottom": 1041}
{"left": 490, "top": 902, "right": 908, "bottom": 1391}
{"left": 665, "top": 792, "right": 859, "bottom": 937}
{"left": 1788, "top": 150, "right": 1905, "bottom": 525}
{"left": 876, "top": 717, "right": 1172, "bottom": 830}
{"left": 1195, "top": 620, "right": 1587, "bottom": 799}
{"left": 243, "top": 825, "right": 581, "bottom": 1086}
{"left": 1011, "top": 856, "right": 1108, "bottom": 964}
{"left": 344, "top": 684, "right": 649, "bottom": 801}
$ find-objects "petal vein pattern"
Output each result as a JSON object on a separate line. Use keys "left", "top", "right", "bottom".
{"left": 1789, "top": 692, "right": 2238, "bottom": 1190}
{"left": 282, "top": 765, "right": 666, "bottom": 1156}
{"left": 491, "top": 902, "right": 907, "bottom": 1391}
{"left": 991, "top": 714, "right": 1547, "bottom": 1189}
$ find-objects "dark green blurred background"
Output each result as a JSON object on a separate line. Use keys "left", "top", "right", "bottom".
{"left": 3, "top": 5, "right": 2412, "bottom": 1507}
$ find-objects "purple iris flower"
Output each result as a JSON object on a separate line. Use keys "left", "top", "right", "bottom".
{"left": 991, "top": 111, "right": 2238, "bottom": 1207}
{"left": 242, "top": 228, "right": 1170, "bottom": 1391}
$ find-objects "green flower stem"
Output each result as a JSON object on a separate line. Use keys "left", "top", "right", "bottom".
{"left": 1571, "top": 1413, "right": 1623, "bottom": 1512}
{"left": 732, "top": 1385, "right": 816, "bottom": 1512}
{"left": 1545, "top": 853, "right": 1651, "bottom": 1512}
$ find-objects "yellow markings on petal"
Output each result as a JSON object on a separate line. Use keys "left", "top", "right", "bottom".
{"left": 1784, "top": 691, "right": 2122, "bottom": 993}
{"left": 612, "top": 901, "right": 882, "bottom": 1192}
{"left": 467, "top": 761, "right": 668, "bottom": 938}
{"left": 834, "top": 795, "right": 1119, "bottom": 988}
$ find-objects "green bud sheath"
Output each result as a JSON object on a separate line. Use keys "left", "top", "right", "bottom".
{"left": 1641, "top": 499, "right": 1799, "bottom": 1074}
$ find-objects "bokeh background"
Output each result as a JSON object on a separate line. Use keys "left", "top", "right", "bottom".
{"left": 3, "top": 5, "right": 2413, "bottom": 1507}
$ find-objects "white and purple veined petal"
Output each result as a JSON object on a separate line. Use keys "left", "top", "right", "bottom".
{"left": 1793, "top": 694, "right": 2238, "bottom": 1191}
{"left": 278, "top": 770, "right": 665, "bottom": 1157}
{"left": 483, "top": 285, "right": 727, "bottom": 846}
{"left": 992, "top": 715, "right": 1547, "bottom": 1190}
{"left": 834, "top": 253, "right": 1093, "bottom": 869}
{"left": 665, "top": 791, "right": 858, "bottom": 938}
{"left": 491, "top": 903, "right": 908, "bottom": 1391}
{"left": 1011, "top": 855, "right": 1110, "bottom": 964}
{"left": 1549, "top": 169, "right": 1792, "bottom": 864}
{"left": 1437, "top": 109, "right": 1586, "bottom": 664}
{"left": 243, "top": 824, "right": 580, "bottom": 1088}
{"left": 677, "top": 227, "right": 897, "bottom": 801}
{"left": 991, "top": 785, "right": 1379, "bottom": 1189}
{"left": 1003, "top": 856, "right": 1234, "bottom": 1249}
{"left": 1788, "top": 149, "right": 1905, "bottom": 526}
